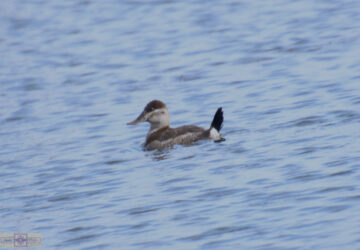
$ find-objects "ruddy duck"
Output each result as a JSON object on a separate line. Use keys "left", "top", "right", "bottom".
{"left": 127, "top": 100, "right": 224, "bottom": 150}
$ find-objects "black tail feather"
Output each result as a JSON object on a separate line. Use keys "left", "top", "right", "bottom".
{"left": 210, "top": 107, "right": 223, "bottom": 131}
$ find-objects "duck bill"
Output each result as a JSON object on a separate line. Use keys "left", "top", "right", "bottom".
{"left": 127, "top": 111, "right": 146, "bottom": 125}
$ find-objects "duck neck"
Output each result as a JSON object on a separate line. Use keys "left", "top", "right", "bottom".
{"left": 149, "top": 123, "right": 169, "bottom": 133}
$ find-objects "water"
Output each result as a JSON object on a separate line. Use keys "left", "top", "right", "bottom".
{"left": 1, "top": 0, "right": 360, "bottom": 249}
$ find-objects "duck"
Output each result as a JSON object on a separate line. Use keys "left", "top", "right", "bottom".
{"left": 127, "top": 100, "right": 224, "bottom": 150}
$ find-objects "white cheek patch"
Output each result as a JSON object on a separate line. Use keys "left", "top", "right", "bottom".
{"left": 147, "top": 109, "right": 166, "bottom": 119}
{"left": 144, "top": 112, "right": 151, "bottom": 121}
{"left": 210, "top": 127, "right": 222, "bottom": 141}
{"left": 153, "top": 109, "right": 168, "bottom": 122}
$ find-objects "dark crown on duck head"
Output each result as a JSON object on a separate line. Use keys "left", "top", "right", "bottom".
{"left": 144, "top": 100, "right": 167, "bottom": 113}
{"left": 127, "top": 100, "right": 167, "bottom": 125}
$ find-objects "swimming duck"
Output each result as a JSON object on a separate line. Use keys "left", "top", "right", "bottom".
{"left": 127, "top": 100, "right": 224, "bottom": 150}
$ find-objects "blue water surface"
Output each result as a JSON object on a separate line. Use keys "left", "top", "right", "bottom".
{"left": 1, "top": 0, "right": 360, "bottom": 249}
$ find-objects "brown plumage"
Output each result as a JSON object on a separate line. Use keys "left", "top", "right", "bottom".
{"left": 145, "top": 125, "right": 210, "bottom": 150}
{"left": 144, "top": 100, "right": 167, "bottom": 112}
{"left": 127, "top": 100, "right": 224, "bottom": 150}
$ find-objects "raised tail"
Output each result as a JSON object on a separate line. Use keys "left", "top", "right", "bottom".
{"left": 209, "top": 107, "right": 225, "bottom": 142}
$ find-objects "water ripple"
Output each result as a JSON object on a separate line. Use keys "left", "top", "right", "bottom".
{"left": 1, "top": 0, "right": 360, "bottom": 249}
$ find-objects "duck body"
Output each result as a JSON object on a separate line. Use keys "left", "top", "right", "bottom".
{"left": 127, "top": 100, "right": 224, "bottom": 150}
{"left": 145, "top": 125, "right": 209, "bottom": 150}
